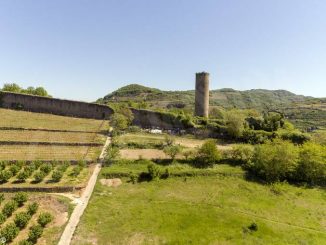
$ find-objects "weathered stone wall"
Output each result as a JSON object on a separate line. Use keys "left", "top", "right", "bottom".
{"left": 131, "top": 108, "right": 193, "bottom": 130}
{"left": 0, "top": 92, "right": 114, "bottom": 119}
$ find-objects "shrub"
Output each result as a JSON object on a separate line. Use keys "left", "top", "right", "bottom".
{"left": 0, "top": 222, "right": 19, "bottom": 243}
{"left": 225, "top": 110, "right": 246, "bottom": 138}
{"left": 52, "top": 170, "right": 63, "bottom": 182}
{"left": 195, "top": 139, "right": 221, "bottom": 168}
{"left": 248, "top": 222, "right": 258, "bottom": 232}
{"left": 27, "top": 224, "right": 43, "bottom": 244}
{"left": 230, "top": 144, "right": 254, "bottom": 164}
{"left": 37, "top": 212, "right": 53, "bottom": 227}
{"left": 9, "top": 164, "right": 21, "bottom": 176}
{"left": 57, "top": 162, "right": 69, "bottom": 172}
{"left": 129, "top": 172, "right": 138, "bottom": 184}
{"left": 13, "top": 192, "right": 28, "bottom": 207}
{"left": 0, "top": 170, "right": 13, "bottom": 183}
{"left": 147, "top": 163, "right": 161, "bottom": 180}
{"left": 242, "top": 129, "right": 274, "bottom": 144}
{"left": 0, "top": 194, "right": 4, "bottom": 204}
{"left": 33, "top": 171, "right": 46, "bottom": 183}
{"left": 279, "top": 130, "right": 311, "bottom": 144}
{"left": 164, "top": 135, "right": 175, "bottom": 146}
{"left": 0, "top": 213, "right": 6, "bottom": 225}
{"left": 163, "top": 145, "right": 182, "bottom": 161}
{"left": 27, "top": 202, "right": 39, "bottom": 216}
{"left": 14, "top": 212, "right": 31, "bottom": 229}
{"left": 2, "top": 200, "right": 18, "bottom": 217}
{"left": 33, "top": 160, "right": 42, "bottom": 170}
{"left": 296, "top": 143, "right": 326, "bottom": 184}
{"left": 40, "top": 163, "right": 52, "bottom": 174}
{"left": 248, "top": 140, "right": 299, "bottom": 182}
{"left": 183, "top": 150, "right": 195, "bottom": 161}
{"left": 77, "top": 160, "right": 86, "bottom": 168}
{"left": 18, "top": 240, "right": 33, "bottom": 245}
{"left": 70, "top": 166, "right": 82, "bottom": 177}
{"left": 17, "top": 169, "right": 32, "bottom": 182}
{"left": 105, "top": 146, "right": 120, "bottom": 165}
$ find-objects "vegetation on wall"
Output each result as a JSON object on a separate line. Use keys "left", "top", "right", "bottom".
{"left": 1, "top": 83, "right": 51, "bottom": 97}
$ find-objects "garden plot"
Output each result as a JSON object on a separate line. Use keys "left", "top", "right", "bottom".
{"left": 0, "top": 192, "right": 72, "bottom": 245}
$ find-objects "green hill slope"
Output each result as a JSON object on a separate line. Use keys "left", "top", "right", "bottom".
{"left": 98, "top": 84, "right": 326, "bottom": 129}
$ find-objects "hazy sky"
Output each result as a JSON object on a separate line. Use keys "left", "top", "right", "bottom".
{"left": 0, "top": 0, "right": 325, "bottom": 101}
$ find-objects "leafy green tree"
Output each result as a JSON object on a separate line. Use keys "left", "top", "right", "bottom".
{"left": 2, "top": 83, "right": 22, "bottom": 93}
{"left": 147, "top": 163, "right": 161, "bottom": 181}
{"left": 225, "top": 110, "right": 246, "bottom": 138}
{"left": 110, "top": 113, "right": 129, "bottom": 131}
{"left": 0, "top": 170, "right": 13, "bottom": 183}
{"left": 51, "top": 170, "right": 63, "bottom": 182}
{"left": 297, "top": 143, "right": 326, "bottom": 184}
{"left": 195, "top": 140, "right": 221, "bottom": 167}
{"left": 249, "top": 140, "right": 298, "bottom": 182}
{"left": 33, "top": 171, "right": 46, "bottom": 183}
{"left": 230, "top": 144, "right": 254, "bottom": 164}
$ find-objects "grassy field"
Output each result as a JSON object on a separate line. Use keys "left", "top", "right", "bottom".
{"left": 0, "top": 130, "right": 105, "bottom": 144}
{"left": 0, "top": 109, "right": 107, "bottom": 161}
{"left": 0, "top": 109, "right": 109, "bottom": 131}
{"left": 73, "top": 163, "right": 326, "bottom": 245}
{"left": 0, "top": 145, "right": 101, "bottom": 161}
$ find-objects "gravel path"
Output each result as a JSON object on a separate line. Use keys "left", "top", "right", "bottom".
{"left": 58, "top": 136, "right": 111, "bottom": 245}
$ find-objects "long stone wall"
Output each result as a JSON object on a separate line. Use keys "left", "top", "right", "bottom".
{"left": 0, "top": 91, "right": 114, "bottom": 120}
{"left": 131, "top": 108, "right": 193, "bottom": 130}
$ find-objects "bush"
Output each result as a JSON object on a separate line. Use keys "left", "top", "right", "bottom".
{"left": 27, "top": 224, "right": 43, "bottom": 244}
{"left": 163, "top": 145, "right": 182, "bottom": 161}
{"left": 17, "top": 169, "right": 32, "bottom": 182}
{"left": 105, "top": 146, "right": 120, "bottom": 165}
{"left": 195, "top": 140, "right": 221, "bottom": 168}
{"left": 33, "top": 161, "right": 42, "bottom": 170}
{"left": 9, "top": 164, "right": 21, "bottom": 176}
{"left": 248, "top": 140, "right": 298, "bottom": 182}
{"left": 33, "top": 171, "right": 46, "bottom": 183}
{"left": 0, "top": 170, "right": 13, "bottom": 183}
{"left": 0, "top": 213, "right": 6, "bottom": 225}
{"left": 242, "top": 129, "right": 274, "bottom": 144}
{"left": 18, "top": 240, "right": 33, "bottom": 245}
{"left": 14, "top": 212, "right": 31, "bottom": 229}
{"left": 52, "top": 170, "right": 63, "bottom": 182}
{"left": 164, "top": 135, "right": 175, "bottom": 146}
{"left": 147, "top": 163, "right": 161, "bottom": 180}
{"left": 278, "top": 130, "right": 311, "bottom": 144}
{"left": 27, "top": 202, "right": 39, "bottom": 216}
{"left": 296, "top": 143, "right": 326, "bottom": 184}
{"left": 57, "top": 162, "right": 69, "bottom": 172}
{"left": 13, "top": 192, "right": 28, "bottom": 207}
{"left": 77, "top": 160, "right": 86, "bottom": 168}
{"left": 230, "top": 144, "right": 254, "bottom": 164}
{"left": 37, "top": 212, "right": 53, "bottom": 227}
{"left": 0, "top": 194, "right": 4, "bottom": 204}
{"left": 40, "top": 163, "right": 52, "bottom": 174}
{"left": 70, "top": 166, "right": 82, "bottom": 177}
{"left": 0, "top": 222, "right": 19, "bottom": 243}
{"left": 2, "top": 200, "right": 18, "bottom": 217}
{"left": 183, "top": 150, "right": 195, "bottom": 161}
{"left": 248, "top": 222, "right": 258, "bottom": 231}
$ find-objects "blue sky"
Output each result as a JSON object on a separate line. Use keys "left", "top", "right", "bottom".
{"left": 0, "top": 0, "right": 325, "bottom": 101}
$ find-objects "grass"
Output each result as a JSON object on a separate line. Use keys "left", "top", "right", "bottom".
{"left": 0, "top": 145, "right": 101, "bottom": 161}
{"left": 0, "top": 130, "right": 106, "bottom": 143}
{"left": 73, "top": 164, "right": 326, "bottom": 245}
{"left": 0, "top": 108, "right": 109, "bottom": 132}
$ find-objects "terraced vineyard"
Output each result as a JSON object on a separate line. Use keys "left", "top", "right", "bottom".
{"left": 0, "top": 109, "right": 108, "bottom": 161}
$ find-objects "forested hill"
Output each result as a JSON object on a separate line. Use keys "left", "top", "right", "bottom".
{"left": 98, "top": 84, "right": 326, "bottom": 129}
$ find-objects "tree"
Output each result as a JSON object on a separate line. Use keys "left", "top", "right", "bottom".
{"left": 2, "top": 83, "right": 22, "bottom": 93}
{"left": 195, "top": 139, "right": 221, "bottom": 167}
{"left": 2, "top": 200, "right": 18, "bottom": 217}
{"left": 14, "top": 212, "right": 31, "bottom": 229}
{"left": 163, "top": 145, "right": 182, "bottom": 161}
{"left": 249, "top": 140, "right": 298, "bottom": 182}
{"left": 51, "top": 170, "right": 63, "bottom": 182}
{"left": 225, "top": 110, "right": 246, "bottom": 138}
{"left": 27, "top": 203, "right": 39, "bottom": 216}
{"left": 297, "top": 143, "right": 326, "bottom": 184}
{"left": 27, "top": 225, "right": 43, "bottom": 244}
{"left": 33, "top": 87, "right": 49, "bottom": 97}
{"left": 110, "top": 113, "right": 129, "bottom": 131}
{"left": 0, "top": 222, "right": 19, "bottom": 243}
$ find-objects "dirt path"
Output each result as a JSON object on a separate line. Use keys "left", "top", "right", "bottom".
{"left": 58, "top": 136, "right": 111, "bottom": 245}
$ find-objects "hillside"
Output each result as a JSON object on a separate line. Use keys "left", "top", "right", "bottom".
{"left": 98, "top": 84, "right": 326, "bottom": 129}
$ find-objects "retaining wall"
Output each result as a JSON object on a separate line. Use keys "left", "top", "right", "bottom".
{"left": 0, "top": 91, "right": 114, "bottom": 120}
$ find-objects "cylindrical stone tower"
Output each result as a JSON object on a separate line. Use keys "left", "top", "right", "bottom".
{"left": 195, "top": 72, "right": 210, "bottom": 118}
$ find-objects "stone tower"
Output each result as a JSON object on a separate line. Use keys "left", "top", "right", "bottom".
{"left": 195, "top": 72, "right": 209, "bottom": 118}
